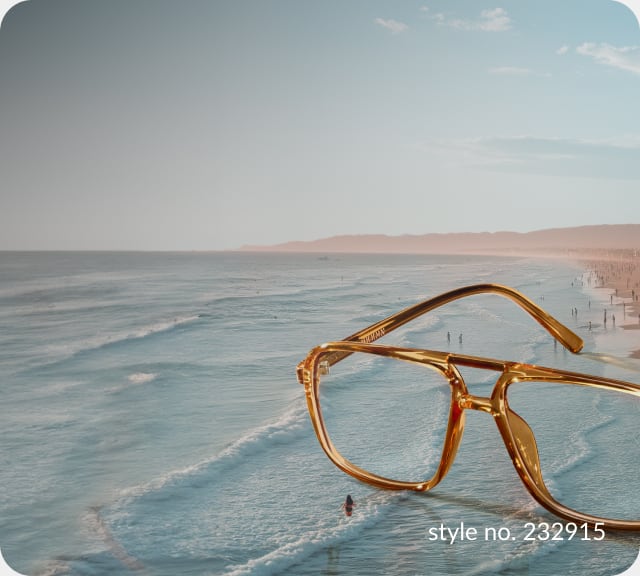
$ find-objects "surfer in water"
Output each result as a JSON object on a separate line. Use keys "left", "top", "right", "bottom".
{"left": 342, "top": 494, "right": 355, "bottom": 517}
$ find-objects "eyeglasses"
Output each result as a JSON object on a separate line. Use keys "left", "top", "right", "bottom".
{"left": 296, "top": 284, "right": 640, "bottom": 530}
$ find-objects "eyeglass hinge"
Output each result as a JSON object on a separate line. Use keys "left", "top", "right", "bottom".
{"left": 296, "top": 364, "right": 311, "bottom": 386}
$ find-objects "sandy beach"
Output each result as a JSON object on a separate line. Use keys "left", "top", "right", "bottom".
{"left": 580, "top": 250, "right": 640, "bottom": 357}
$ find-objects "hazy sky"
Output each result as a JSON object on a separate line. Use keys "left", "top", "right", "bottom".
{"left": 1, "top": 0, "right": 640, "bottom": 250}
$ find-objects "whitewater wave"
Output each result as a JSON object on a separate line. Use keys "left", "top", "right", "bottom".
{"left": 114, "top": 400, "right": 309, "bottom": 505}
{"left": 127, "top": 372, "right": 157, "bottom": 385}
{"left": 87, "top": 400, "right": 315, "bottom": 573}
{"left": 223, "top": 492, "right": 400, "bottom": 576}
{"left": 33, "top": 314, "right": 201, "bottom": 369}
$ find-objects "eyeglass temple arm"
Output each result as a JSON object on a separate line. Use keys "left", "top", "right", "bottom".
{"left": 332, "top": 283, "right": 582, "bottom": 363}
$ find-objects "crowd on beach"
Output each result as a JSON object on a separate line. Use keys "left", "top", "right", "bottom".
{"left": 584, "top": 251, "right": 640, "bottom": 322}
{"left": 581, "top": 250, "right": 640, "bottom": 358}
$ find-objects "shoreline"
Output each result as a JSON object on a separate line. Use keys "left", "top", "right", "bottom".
{"left": 577, "top": 250, "right": 640, "bottom": 358}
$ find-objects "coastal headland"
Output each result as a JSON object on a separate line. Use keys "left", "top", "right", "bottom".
{"left": 241, "top": 224, "right": 640, "bottom": 258}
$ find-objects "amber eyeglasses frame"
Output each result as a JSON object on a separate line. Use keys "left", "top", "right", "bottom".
{"left": 296, "top": 284, "right": 640, "bottom": 531}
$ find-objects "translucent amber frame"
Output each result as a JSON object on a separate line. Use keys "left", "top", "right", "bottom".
{"left": 296, "top": 284, "right": 640, "bottom": 530}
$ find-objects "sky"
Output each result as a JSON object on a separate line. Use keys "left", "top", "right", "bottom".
{"left": 1, "top": 0, "right": 640, "bottom": 251}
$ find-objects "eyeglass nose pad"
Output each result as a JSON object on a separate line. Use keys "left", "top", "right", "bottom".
{"left": 505, "top": 408, "right": 546, "bottom": 492}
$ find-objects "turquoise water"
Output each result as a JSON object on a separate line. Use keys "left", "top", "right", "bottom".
{"left": 1, "top": 251, "right": 639, "bottom": 575}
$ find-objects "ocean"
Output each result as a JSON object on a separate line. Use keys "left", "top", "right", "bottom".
{"left": 1, "top": 251, "right": 639, "bottom": 576}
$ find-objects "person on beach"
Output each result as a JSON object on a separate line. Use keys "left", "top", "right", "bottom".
{"left": 342, "top": 495, "right": 355, "bottom": 517}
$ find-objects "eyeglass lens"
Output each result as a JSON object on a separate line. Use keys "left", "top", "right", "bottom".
{"left": 317, "top": 351, "right": 640, "bottom": 523}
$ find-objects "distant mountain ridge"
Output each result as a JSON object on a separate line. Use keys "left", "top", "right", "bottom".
{"left": 242, "top": 224, "right": 640, "bottom": 256}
